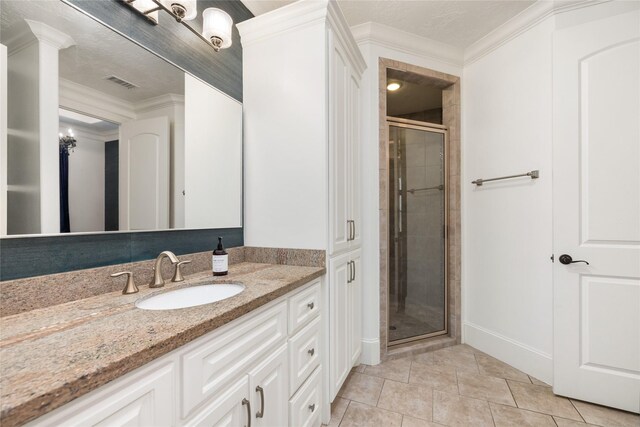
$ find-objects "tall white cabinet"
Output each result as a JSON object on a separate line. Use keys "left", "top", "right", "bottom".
{"left": 238, "top": 0, "right": 366, "bottom": 409}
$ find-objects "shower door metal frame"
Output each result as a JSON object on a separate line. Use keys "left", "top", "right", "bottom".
{"left": 386, "top": 116, "right": 449, "bottom": 347}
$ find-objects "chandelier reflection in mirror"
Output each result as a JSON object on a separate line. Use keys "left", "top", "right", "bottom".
{"left": 123, "top": 0, "right": 233, "bottom": 52}
{"left": 59, "top": 129, "right": 77, "bottom": 154}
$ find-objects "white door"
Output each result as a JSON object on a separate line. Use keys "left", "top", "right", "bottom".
{"left": 552, "top": 6, "right": 640, "bottom": 412}
{"left": 349, "top": 250, "right": 362, "bottom": 366}
{"left": 249, "top": 344, "right": 288, "bottom": 427}
{"left": 328, "top": 30, "right": 350, "bottom": 256}
{"left": 329, "top": 251, "right": 350, "bottom": 400}
{"left": 119, "top": 116, "right": 170, "bottom": 231}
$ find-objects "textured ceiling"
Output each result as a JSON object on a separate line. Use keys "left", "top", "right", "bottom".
{"left": 241, "top": 0, "right": 536, "bottom": 48}
{"left": 1, "top": 0, "right": 184, "bottom": 104}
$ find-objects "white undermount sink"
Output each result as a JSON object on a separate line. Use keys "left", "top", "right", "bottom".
{"left": 135, "top": 283, "right": 245, "bottom": 310}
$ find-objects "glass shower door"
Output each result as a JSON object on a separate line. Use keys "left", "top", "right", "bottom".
{"left": 388, "top": 121, "right": 447, "bottom": 345}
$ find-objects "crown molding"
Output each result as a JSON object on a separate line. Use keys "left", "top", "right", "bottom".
{"left": 59, "top": 79, "right": 136, "bottom": 125}
{"left": 327, "top": 0, "right": 366, "bottom": 75}
{"left": 4, "top": 19, "right": 75, "bottom": 56}
{"left": 350, "top": 22, "right": 464, "bottom": 68}
{"left": 237, "top": 0, "right": 329, "bottom": 47}
{"left": 237, "top": 0, "right": 366, "bottom": 74}
{"left": 464, "top": 0, "right": 610, "bottom": 64}
{"left": 135, "top": 93, "right": 185, "bottom": 115}
{"left": 25, "top": 19, "right": 75, "bottom": 50}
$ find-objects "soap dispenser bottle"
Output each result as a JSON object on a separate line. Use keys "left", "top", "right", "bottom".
{"left": 212, "top": 237, "right": 229, "bottom": 276}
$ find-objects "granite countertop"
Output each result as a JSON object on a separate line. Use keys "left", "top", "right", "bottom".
{"left": 0, "top": 262, "right": 325, "bottom": 427}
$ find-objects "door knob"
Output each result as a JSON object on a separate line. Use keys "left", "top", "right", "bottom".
{"left": 559, "top": 254, "right": 589, "bottom": 265}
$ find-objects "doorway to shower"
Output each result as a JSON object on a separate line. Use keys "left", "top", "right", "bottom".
{"left": 388, "top": 118, "right": 448, "bottom": 345}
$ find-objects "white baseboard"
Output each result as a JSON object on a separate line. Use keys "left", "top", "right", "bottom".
{"left": 464, "top": 322, "right": 553, "bottom": 385}
{"left": 360, "top": 338, "right": 381, "bottom": 365}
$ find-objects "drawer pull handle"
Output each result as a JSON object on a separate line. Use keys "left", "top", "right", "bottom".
{"left": 308, "top": 348, "right": 315, "bottom": 356}
{"left": 242, "top": 398, "right": 251, "bottom": 427}
{"left": 307, "top": 302, "right": 314, "bottom": 310}
{"left": 309, "top": 403, "right": 316, "bottom": 412}
{"left": 256, "top": 386, "right": 264, "bottom": 418}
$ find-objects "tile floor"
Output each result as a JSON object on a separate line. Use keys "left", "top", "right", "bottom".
{"left": 327, "top": 344, "right": 639, "bottom": 427}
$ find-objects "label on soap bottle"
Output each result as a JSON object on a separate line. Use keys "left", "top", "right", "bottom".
{"left": 212, "top": 254, "right": 228, "bottom": 275}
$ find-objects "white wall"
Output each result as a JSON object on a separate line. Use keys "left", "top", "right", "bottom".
{"left": 62, "top": 126, "right": 106, "bottom": 233}
{"left": 355, "top": 26, "right": 463, "bottom": 364}
{"left": 462, "top": 18, "right": 555, "bottom": 384}
{"left": 460, "top": 1, "right": 637, "bottom": 385}
{"left": 184, "top": 74, "right": 242, "bottom": 229}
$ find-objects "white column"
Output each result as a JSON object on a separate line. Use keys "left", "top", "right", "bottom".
{"left": 25, "top": 20, "right": 75, "bottom": 234}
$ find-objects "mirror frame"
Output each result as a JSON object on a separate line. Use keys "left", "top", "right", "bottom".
{"left": 0, "top": 0, "right": 253, "bottom": 281}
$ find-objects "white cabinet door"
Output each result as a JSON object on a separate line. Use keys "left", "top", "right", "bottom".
{"left": 27, "top": 362, "right": 175, "bottom": 427}
{"left": 349, "top": 250, "right": 362, "bottom": 366}
{"left": 348, "top": 69, "right": 362, "bottom": 250}
{"left": 552, "top": 7, "right": 640, "bottom": 412}
{"left": 249, "top": 344, "right": 288, "bottom": 427}
{"left": 328, "top": 30, "right": 350, "bottom": 257}
{"left": 329, "top": 252, "right": 351, "bottom": 399}
{"left": 184, "top": 376, "right": 251, "bottom": 427}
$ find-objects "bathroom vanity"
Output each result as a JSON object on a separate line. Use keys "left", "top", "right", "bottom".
{"left": 0, "top": 261, "right": 325, "bottom": 427}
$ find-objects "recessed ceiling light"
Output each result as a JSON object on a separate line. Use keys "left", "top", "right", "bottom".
{"left": 387, "top": 82, "right": 402, "bottom": 91}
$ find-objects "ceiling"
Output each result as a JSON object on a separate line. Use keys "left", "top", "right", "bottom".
{"left": 241, "top": 0, "right": 536, "bottom": 49}
{"left": 1, "top": 0, "right": 184, "bottom": 104}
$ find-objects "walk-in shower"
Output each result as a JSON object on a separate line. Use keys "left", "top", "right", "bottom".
{"left": 388, "top": 118, "right": 447, "bottom": 345}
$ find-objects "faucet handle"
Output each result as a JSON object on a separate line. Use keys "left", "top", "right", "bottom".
{"left": 111, "top": 271, "right": 139, "bottom": 295}
{"left": 172, "top": 260, "right": 192, "bottom": 283}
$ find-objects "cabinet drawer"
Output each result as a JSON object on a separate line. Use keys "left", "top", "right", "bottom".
{"left": 182, "top": 301, "right": 287, "bottom": 418}
{"left": 288, "top": 316, "right": 321, "bottom": 396}
{"left": 288, "top": 279, "right": 321, "bottom": 334}
{"left": 289, "top": 367, "right": 322, "bottom": 427}
{"left": 27, "top": 361, "right": 175, "bottom": 427}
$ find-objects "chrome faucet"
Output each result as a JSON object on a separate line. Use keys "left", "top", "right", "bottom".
{"left": 150, "top": 251, "right": 179, "bottom": 288}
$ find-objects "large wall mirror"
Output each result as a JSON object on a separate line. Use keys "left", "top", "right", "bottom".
{"left": 0, "top": 0, "right": 243, "bottom": 237}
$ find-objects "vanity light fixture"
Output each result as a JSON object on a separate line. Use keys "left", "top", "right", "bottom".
{"left": 387, "top": 82, "right": 402, "bottom": 91}
{"left": 122, "top": 0, "right": 233, "bottom": 52}
{"left": 160, "top": 0, "right": 197, "bottom": 21}
{"left": 129, "top": 0, "right": 160, "bottom": 23}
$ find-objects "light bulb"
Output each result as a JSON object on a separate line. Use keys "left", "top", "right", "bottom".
{"left": 387, "top": 82, "right": 402, "bottom": 91}
{"left": 59, "top": 133, "right": 64, "bottom": 138}
{"left": 161, "top": 0, "right": 198, "bottom": 21}
{"left": 202, "top": 8, "right": 233, "bottom": 51}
